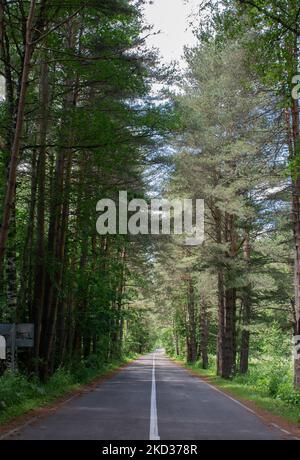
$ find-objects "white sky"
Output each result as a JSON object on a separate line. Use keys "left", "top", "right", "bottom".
{"left": 0, "top": 1, "right": 200, "bottom": 100}
{"left": 143, "top": 0, "right": 199, "bottom": 66}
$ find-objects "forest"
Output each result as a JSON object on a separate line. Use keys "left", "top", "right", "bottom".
{"left": 0, "top": 0, "right": 300, "bottom": 426}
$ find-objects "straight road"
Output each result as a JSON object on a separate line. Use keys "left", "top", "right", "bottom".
{"left": 2, "top": 351, "right": 296, "bottom": 440}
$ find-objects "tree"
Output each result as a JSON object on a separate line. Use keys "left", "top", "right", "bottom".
{"left": 0, "top": 0, "right": 170, "bottom": 378}
{"left": 160, "top": 37, "right": 287, "bottom": 378}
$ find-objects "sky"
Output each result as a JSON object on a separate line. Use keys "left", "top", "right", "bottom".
{"left": 143, "top": 0, "right": 199, "bottom": 67}
{"left": 0, "top": 1, "right": 200, "bottom": 99}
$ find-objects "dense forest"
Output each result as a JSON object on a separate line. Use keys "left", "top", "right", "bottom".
{"left": 0, "top": 0, "right": 167, "bottom": 381}
{"left": 0, "top": 0, "right": 300, "bottom": 422}
{"left": 155, "top": 0, "right": 300, "bottom": 402}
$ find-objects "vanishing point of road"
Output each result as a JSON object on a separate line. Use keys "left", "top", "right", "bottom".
{"left": 2, "top": 351, "right": 298, "bottom": 440}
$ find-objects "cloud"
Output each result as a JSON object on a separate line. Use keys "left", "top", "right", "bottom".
{"left": 143, "top": 0, "right": 199, "bottom": 66}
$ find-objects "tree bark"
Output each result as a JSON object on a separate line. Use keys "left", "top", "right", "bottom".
{"left": 285, "top": 41, "right": 300, "bottom": 385}
{"left": 39, "top": 19, "right": 77, "bottom": 380}
{"left": 32, "top": 58, "right": 49, "bottom": 366}
{"left": 291, "top": 96, "right": 300, "bottom": 387}
{"left": 19, "top": 149, "right": 38, "bottom": 319}
{"left": 186, "top": 277, "right": 197, "bottom": 363}
{"left": 0, "top": 0, "right": 37, "bottom": 273}
{"left": 199, "top": 293, "right": 209, "bottom": 369}
{"left": 239, "top": 228, "right": 251, "bottom": 374}
{"left": 218, "top": 212, "right": 237, "bottom": 378}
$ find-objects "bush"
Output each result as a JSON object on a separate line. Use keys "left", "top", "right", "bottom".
{"left": 47, "top": 368, "right": 74, "bottom": 394}
{"left": 0, "top": 354, "right": 130, "bottom": 425}
{"left": 233, "top": 357, "right": 300, "bottom": 405}
{"left": 0, "top": 372, "right": 42, "bottom": 411}
{"left": 276, "top": 378, "right": 300, "bottom": 405}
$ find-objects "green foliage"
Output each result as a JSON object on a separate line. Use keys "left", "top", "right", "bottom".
{"left": 0, "top": 372, "right": 43, "bottom": 410}
{"left": 0, "top": 353, "right": 136, "bottom": 425}
{"left": 46, "top": 368, "right": 74, "bottom": 396}
{"left": 160, "top": 327, "right": 175, "bottom": 356}
{"left": 124, "top": 308, "right": 158, "bottom": 354}
{"left": 185, "top": 357, "right": 300, "bottom": 423}
{"left": 0, "top": 0, "right": 171, "bottom": 379}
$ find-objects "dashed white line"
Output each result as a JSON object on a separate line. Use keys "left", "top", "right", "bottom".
{"left": 149, "top": 353, "right": 160, "bottom": 440}
{"left": 195, "top": 373, "right": 298, "bottom": 439}
{"left": 199, "top": 378, "right": 256, "bottom": 415}
{"left": 0, "top": 417, "right": 39, "bottom": 440}
{"left": 270, "top": 423, "right": 294, "bottom": 436}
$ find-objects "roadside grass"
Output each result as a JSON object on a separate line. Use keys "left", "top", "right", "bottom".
{"left": 173, "top": 357, "right": 300, "bottom": 425}
{"left": 0, "top": 354, "right": 137, "bottom": 426}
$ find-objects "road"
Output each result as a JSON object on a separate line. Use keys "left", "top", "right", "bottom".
{"left": 2, "top": 351, "right": 296, "bottom": 440}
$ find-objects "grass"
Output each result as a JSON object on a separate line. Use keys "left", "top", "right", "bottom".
{"left": 0, "top": 354, "right": 137, "bottom": 426}
{"left": 173, "top": 357, "right": 300, "bottom": 425}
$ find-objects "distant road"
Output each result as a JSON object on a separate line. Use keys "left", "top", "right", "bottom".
{"left": 3, "top": 351, "right": 296, "bottom": 440}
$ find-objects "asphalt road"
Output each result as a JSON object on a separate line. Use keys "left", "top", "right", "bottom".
{"left": 3, "top": 351, "right": 297, "bottom": 440}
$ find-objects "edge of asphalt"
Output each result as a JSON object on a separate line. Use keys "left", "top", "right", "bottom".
{"left": 171, "top": 357, "right": 300, "bottom": 441}
{"left": 0, "top": 359, "right": 135, "bottom": 440}
{"left": 1, "top": 353, "right": 299, "bottom": 441}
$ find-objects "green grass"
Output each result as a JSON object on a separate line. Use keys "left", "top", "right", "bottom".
{"left": 174, "top": 358, "right": 300, "bottom": 425}
{"left": 0, "top": 354, "right": 137, "bottom": 426}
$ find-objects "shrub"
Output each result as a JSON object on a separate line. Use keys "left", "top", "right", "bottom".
{"left": 47, "top": 368, "right": 74, "bottom": 395}
{"left": 0, "top": 372, "right": 41, "bottom": 410}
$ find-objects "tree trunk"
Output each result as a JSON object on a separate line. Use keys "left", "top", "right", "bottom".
{"left": 186, "top": 277, "right": 197, "bottom": 363}
{"left": 6, "top": 201, "right": 17, "bottom": 317}
{"left": 32, "top": 58, "right": 49, "bottom": 365}
{"left": 19, "top": 149, "right": 38, "bottom": 319}
{"left": 239, "top": 228, "right": 251, "bottom": 374}
{"left": 0, "top": 0, "right": 37, "bottom": 273}
{"left": 174, "top": 329, "right": 180, "bottom": 356}
{"left": 199, "top": 294, "right": 209, "bottom": 369}
{"left": 291, "top": 120, "right": 300, "bottom": 386}
{"left": 39, "top": 20, "right": 77, "bottom": 380}
{"left": 222, "top": 287, "right": 236, "bottom": 378}
{"left": 218, "top": 212, "right": 237, "bottom": 378}
{"left": 215, "top": 205, "right": 225, "bottom": 375}
{"left": 286, "top": 88, "right": 300, "bottom": 387}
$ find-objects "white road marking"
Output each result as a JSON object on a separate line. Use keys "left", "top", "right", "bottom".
{"left": 0, "top": 417, "right": 39, "bottom": 440}
{"left": 270, "top": 423, "right": 292, "bottom": 436}
{"left": 149, "top": 353, "right": 160, "bottom": 440}
{"left": 203, "top": 384, "right": 296, "bottom": 438}
{"left": 180, "top": 361, "right": 297, "bottom": 439}
{"left": 280, "top": 428, "right": 291, "bottom": 435}
{"left": 200, "top": 378, "right": 256, "bottom": 415}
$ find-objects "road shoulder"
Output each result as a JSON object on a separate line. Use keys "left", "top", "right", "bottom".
{"left": 0, "top": 360, "right": 132, "bottom": 440}
{"left": 172, "top": 358, "right": 300, "bottom": 440}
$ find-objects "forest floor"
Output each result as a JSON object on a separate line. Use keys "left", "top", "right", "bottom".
{"left": 0, "top": 355, "right": 137, "bottom": 431}
{"left": 173, "top": 358, "right": 300, "bottom": 436}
